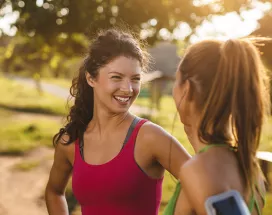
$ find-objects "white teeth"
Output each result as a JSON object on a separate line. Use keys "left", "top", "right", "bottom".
{"left": 115, "top": 96, "right": 130, "bottom": 102}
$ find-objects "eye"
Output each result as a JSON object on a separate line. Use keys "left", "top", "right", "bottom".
{"left": 111, "top": 76, "right": 121, "bottom": 79}
{"left": 132, "top": 77, "right": 141, "bottom": 81}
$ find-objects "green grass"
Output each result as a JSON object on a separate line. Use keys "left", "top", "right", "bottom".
{"left": 13, "top": 160, "right": 40, "bottom": 171}
{"left": 0, "top": 75, "right": 68, "bottom": 116}
{"left": 0, "top": 109, "right": 61, "bottom": 154}
{"left": 0, "top": 75, "right": 66, "bottom": 154}
{"left": 260, "top": 117, "right": 272, "bottom": 151}
{"left": 264, "top": 193, "right": 272, "bottom": 215}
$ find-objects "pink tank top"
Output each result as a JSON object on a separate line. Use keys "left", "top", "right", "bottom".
{"left": 72, "top": 119, "right": 163, "bottom": 215}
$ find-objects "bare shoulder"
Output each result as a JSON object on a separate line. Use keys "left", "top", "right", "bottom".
{"left": 137, "top": 120, "right": 187, "bottom": 151}
{"left": 138, "top": 121, "right": 175, "bottom": 143}
{"left": 180, "top": 154, "right": 224, "bottom": 190}
{"left": 179, "top": 155, "right": 228, "bottom": 215}
{"left": 54, "top": 134, "right": 75, "bottom": 166}
{"left": 179, "top": 156, "right": 204, "bottom": 184}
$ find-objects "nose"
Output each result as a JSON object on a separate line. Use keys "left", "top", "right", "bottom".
{"left": 120, "top": 80, "right": 133, "bottom": 94}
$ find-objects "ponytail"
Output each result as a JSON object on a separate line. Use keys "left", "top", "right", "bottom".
{"left": 197, "top": 38, "right": 270, "bottom": 191}
{"left": 221, "top": 39, "right": 263, "bottom": 190}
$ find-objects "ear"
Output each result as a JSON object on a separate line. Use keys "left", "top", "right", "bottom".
{"left": 86, "top": 72, "right": 95, "bottom": 87}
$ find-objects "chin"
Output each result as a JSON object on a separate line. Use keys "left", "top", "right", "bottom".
{"left": 177, "top": 111, "right": 185, "bottom": 124}
{"left": 110, "top": 105, "right": 132, "bottom": 114}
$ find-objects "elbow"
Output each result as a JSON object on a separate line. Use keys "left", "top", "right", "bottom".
{"left": 45, "top": 182, "right": 65, "bottom": 202}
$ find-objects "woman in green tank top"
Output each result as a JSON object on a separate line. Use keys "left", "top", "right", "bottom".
{"left": 164, "top": 38, "right": 270, "bottom": 215}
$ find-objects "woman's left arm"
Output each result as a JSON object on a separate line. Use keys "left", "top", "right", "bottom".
{"left": 139, "top": 121, "right": 191, "bottom": 178}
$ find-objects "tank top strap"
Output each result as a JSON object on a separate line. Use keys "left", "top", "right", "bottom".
{"left": 255, "top": 182, "right": 266, "bottom": 205}
{"left": 123, "top": 116, "right": 142, "bottom": 146}
{"left": 126, "top": 117, "right": 148, "bottom": 147}
{"left": 248, "top": 183, "right": 265, "bottom": 215}
{"left": 248, "top": 190, "right": 255, "bottom": 213}
{"left": 198, "top": 143, "right": 230, "bottom": 154}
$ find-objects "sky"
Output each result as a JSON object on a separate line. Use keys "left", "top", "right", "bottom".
{"left": 0, "top": 0, "right": 271, "bottom": 42}
{"left": 171, "top": 0, "right": 272, "bottom": 42}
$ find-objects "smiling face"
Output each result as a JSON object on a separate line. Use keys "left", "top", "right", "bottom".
{"left": 86, "top": 55, "right": 142, "bottom": 114}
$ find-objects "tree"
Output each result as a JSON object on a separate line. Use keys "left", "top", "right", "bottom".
{"left": 251, "top": 12, "right": 272, "bottom": 112}
{"left": 2, "top": 0, "right": 271, "bottom": 55}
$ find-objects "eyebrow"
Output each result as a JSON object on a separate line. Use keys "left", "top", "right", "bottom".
{"left": 108, "top": 71, "right": 141, "bottom": 77}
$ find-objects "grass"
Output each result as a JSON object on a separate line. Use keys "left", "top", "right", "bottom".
{"left": 13, "top": 160, "right": 40, "bottom": 171}
{"left": 264, "top": 193, "right": 272, "bottom": 214}
{"left": 0, "top": 74, "right": 66, "bottom": 154}
{"left": 0, "top": 74, "right": 68, "bottom": 116}
{"left": 261, "top": 117, "right": 272, "bottom": 151}
{"left": 0, "top": 109, "right": 62, "bottom": 154}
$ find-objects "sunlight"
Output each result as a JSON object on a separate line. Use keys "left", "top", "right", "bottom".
{"left": 173, "top": 22, "right": 192, "bottom": 40}
{"left": 193, "top": 0, "right": 218, "bottom": 6}
{"left": 189, "top": 12, "right": 259, "bottom": 43}
{"left": 186, "top": 1, "right": 272, "bottom": 43}
{"left": 36, "top": 0, "right": 44, "bottom": 7}
{"left": 0, "top": 4, "right": 19, "bottom": 36}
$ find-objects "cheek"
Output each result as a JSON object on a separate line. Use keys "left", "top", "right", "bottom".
{"left": 102, "top": 80, "right": 120, "bottom": 93}
{"left": 132, "top": 83, "right": 141, "bottom": 96}
{"left": 172, "top": 82, "right": 181, "bottom": 107}
{"left": 172, "top": 84, "right": 189, "bottom": 123}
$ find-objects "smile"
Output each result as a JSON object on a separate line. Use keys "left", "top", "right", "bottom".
{"left": 114, "top": 96, "right": 131, "bottom": 103}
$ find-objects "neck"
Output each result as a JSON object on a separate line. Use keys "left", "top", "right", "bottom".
{"left": 86, "top": 103, "right": 132, "bottom": 135}
{"left": 184, "top": 124, "right": 206, "bottom": 153}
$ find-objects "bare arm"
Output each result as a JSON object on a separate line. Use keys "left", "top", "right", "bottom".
{"left": 45, "top": 140, "right": 73, "bottom": 215}
{"left": 141, "top": 122, "right": 191, "bottom": 178}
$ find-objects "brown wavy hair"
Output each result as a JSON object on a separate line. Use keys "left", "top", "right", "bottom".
{"left": 178, "top": 38, "right": 271, "bottom": 191}
{"left": 53, "top": 28, "right": 149, "bottom": 146}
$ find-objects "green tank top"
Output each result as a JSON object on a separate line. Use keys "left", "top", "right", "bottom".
{"left": 163, "top": 144, "right": 264, "bottom": 215}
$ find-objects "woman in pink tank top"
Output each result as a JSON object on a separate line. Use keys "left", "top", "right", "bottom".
{"left": 45, "top": 29, "right": 191, "bottom": 215}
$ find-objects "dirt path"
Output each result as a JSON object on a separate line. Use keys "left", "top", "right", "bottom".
{"left": 0, "top": 110, "right": 60, "bottom": 215}
{"left": 0, "top": 147, "right": 54, "bottom": 215}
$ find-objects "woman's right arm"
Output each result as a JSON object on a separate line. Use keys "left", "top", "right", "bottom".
{"left": 45, "top": 140, "right": 73, "bottom": 215}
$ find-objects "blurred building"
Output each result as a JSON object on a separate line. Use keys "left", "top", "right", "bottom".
{"left": 142, "top": 42, "right": 180, "bottom": 110}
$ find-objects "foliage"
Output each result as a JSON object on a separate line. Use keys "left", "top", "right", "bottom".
{"left": 1, "top": 0, "right": 271, "bottom": 77}
{"left": 13, "top": 160, "right": 40, "bottom": 171}
{"left": 2, "top": 0, "right": 270, "bottom": 51}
